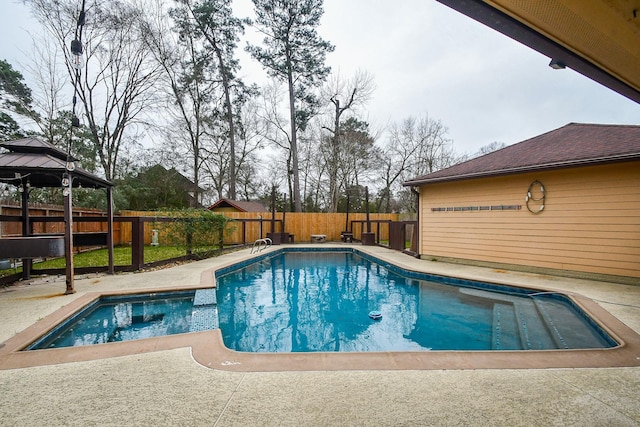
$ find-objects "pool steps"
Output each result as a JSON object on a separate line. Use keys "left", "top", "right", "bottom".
{"left": 190, "top": 288, "right": 219, "bottom": 332}
{"left": 532, "top": 299, "right": 569, "bottom": 349}
{"left": 461, "top": 288, "right": 564, "bottom": 350}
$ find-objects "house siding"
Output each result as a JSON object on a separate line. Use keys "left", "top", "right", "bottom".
{"left": 418, "top": 161, "right": 640, "bottom": 279}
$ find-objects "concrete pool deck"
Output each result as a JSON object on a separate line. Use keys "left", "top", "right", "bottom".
{"left": 1, "top": 244, "right": 639, "bottom": 425}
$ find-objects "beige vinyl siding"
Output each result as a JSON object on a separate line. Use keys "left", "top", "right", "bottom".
{"left": 418, "top": 161, "right": 640, "bottom": 279}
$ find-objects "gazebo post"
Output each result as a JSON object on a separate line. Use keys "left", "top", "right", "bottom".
{"left": 63, "top": 173, "right": 75, "bottom": 294}
{"left": 106, "top": 187, "right": 114, "bottom": 274}
{"left": 20, "top": 181, "right": 32, "bottom": 280}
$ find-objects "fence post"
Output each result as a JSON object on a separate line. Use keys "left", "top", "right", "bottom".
{"left": 131, "top": 217, "right": 144, "bottom": 270}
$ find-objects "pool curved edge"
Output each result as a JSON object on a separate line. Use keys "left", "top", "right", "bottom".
{"left": 1, "top": 245, "right": 640, "bottom": 371}
{"left": 198, "top": 246, "right": 640, "bottom": 371}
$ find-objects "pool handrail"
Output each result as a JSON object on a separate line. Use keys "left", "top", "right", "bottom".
{"left": 250, "top": 238, "right": 272, "bottom": 254}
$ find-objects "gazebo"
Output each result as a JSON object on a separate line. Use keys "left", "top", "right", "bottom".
{"left": 0, "top": 137, "right": 114, "bottom": 293}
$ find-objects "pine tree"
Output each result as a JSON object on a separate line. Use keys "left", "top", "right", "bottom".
{"left": 247, "top": 0, "right": 334, "bottom": 211}
{"left": 171, "top": 0, "right": 249, "bottom": 200}
{"left": 0, "top": 59, "right": 37, "bottom": 140}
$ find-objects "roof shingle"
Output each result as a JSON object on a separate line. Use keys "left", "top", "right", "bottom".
{"left": 404, "top": 123, "right": 640, "bottom": 186}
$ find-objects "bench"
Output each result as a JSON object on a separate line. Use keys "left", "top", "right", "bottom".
{"left": 310, "top": 234, "right": 326, "bottom": 243}
{"left": 0, "top": 236, "right": 65, "bottom": 259}
{"left": 34, "top": 232, "right": 108, "bottom": 247}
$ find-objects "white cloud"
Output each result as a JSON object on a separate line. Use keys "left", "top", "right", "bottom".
{"left": 2, "top": 0, "right": 638, "bottom": 156}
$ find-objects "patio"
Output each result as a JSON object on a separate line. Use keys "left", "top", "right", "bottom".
{"left": 0, "top": 245, "right": 639, "bottom": 425}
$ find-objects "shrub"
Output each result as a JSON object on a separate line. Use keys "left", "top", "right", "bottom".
{"left": 159, "top": 209, "right": 235, "bottom": 259}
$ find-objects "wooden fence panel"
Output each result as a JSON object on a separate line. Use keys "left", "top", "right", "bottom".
{"left": 0, "top": 202, "right": 108, "bottom": 237}
{"left": 2, "top": 204, "right": 399, "bottom": 246}
{"left": 220, "top": 212, "right": 397, "bottom": 244}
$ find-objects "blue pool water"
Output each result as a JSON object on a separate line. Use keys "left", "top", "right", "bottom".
{"left": 27, "top": 289, "right": 218, "bottom": 349}
{"left": 215, "top": 250, "right": 616, "bottom": 352}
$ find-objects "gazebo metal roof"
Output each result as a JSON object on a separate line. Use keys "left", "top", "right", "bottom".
{"left": 0, "top": 137, "right": 112, "bottom": 189}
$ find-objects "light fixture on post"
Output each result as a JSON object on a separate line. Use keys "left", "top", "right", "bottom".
{"left": 549, "top": 59, "right": 566, "bottom": 70}
{"left": 70, "top": 38, "right": 83, "bottom": 70}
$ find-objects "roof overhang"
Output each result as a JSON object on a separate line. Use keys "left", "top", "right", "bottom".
{"left": 436, "top": 0, "right": 640, "bottom": 104}
{"left": 209, "top": 199, "right": 246, "bottom": 212}
{"left": 0, "top": 137, "right": 112, "bottom": 189}
{"left": 403, "top": 152, "right": 640, "bottom": 186}
{"left": 0, "top": 153, "right": 112, "bottom": 189}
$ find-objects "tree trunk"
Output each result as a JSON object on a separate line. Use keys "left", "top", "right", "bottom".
{"left": 328, "top": 100, "right": 340, "bottom": 212}
{"left": 287, "top": 68, "right": 302, "bottom": 212}
{"left": 192, "top": 152, "right": 199, "bottom": 207}
{"left": 212, "top": 38, "right": 236, "bottom": 200}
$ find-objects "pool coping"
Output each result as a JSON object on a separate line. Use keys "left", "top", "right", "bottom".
{"left": 1, "top": 245, "right": 640, "bottom": 371}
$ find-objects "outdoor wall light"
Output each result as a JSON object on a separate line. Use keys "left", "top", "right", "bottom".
{"left": 549, "top": 59, "right": 566, "bottom": 70}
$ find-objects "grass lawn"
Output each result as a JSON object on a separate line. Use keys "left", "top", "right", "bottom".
{"left": 1, "top": 246, "right": 193, "bottom": 277}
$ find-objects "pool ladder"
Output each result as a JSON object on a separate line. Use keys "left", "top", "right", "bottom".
{"left": 251, "top": 238, "right": 272, "bottom": 254}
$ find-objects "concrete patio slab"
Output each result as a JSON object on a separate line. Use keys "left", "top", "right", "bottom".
{"left": 1, "top": 244, "right": 639, "bottom": 425}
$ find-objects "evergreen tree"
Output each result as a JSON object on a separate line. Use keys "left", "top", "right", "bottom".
{"left": 170, "top": 0, "right": 250, "bottom": 201}
{"left": 247, "top": 0, "right": 334, "bottom": 211}
{"left": 0, "top": 59, "right": 37, "bottom": 140}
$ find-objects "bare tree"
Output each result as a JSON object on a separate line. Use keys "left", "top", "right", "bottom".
{"left": 26, "top": 0, "right": 162, "bottom": 181}
{"left": 141, "top": 0, "right": 218, "bottom": 206}
{"left": 254, "top": 80, "right": 295, "bottom": 207}
{"left": 23, "top": 34, "right": 67, "bottom": 141}
{"left": 233, "top": 99, "right": 267, "bottom": 200}
{"left": 375, "top": 113, "right": 457, "bottom": 212}
{"left": 476, "top": 141, "right": 506, "bottom": 157}
{"left": 321, "top": 70, "right": 374, "bottom": 212}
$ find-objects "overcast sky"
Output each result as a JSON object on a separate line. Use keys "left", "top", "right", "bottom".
{"left": 2, "top": 0, "right": 639, "bottom": 155}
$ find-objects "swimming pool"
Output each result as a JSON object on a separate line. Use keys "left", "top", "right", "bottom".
{"left": 26, "top": 289, "right": 218, "bottom": 350}
{"left": 215, "top": 249, "right": 616, "bottom": 353}
{"left": 5, "top": 245, "right": 639, "bottom": 371}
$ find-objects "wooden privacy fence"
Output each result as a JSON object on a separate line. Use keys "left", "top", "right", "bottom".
{"left": 118, "top": 211, "right": 399, "bottom": 245}
{"left": 0, "top": 202, "right": 107, "bottom": 237}
{"left": 1, "top": 204, "right": 402, "bottom": 247}
{"left": 0, "top": 206, "right": 413, "bottom": 284}
{"left": 215, "top": 212, "right": 398, "bottom": 244}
